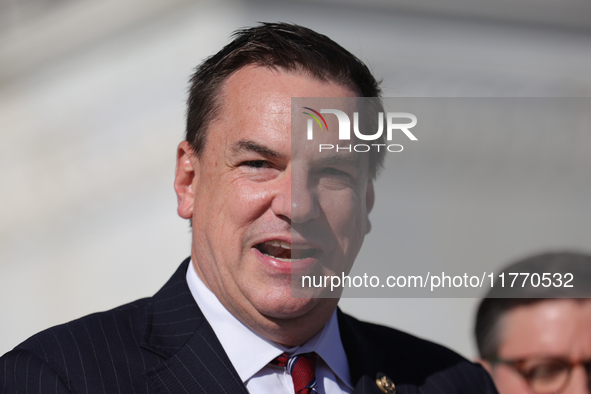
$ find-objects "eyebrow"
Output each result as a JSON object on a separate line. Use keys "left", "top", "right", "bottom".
{"left": 231, "top": 139, "right": 288, "bottom": 160}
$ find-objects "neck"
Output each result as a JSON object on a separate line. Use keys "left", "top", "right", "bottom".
{"left": 257, "top": 300, "right": 339, "bottom": 347}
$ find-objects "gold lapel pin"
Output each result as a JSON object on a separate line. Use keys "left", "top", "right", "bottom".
{"left": 375, "top": 373, "right": 396, "bottom": 394}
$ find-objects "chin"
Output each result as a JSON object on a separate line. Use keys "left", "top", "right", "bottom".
{"left": 256, "top": 291, "right": 322, "bottom": 320}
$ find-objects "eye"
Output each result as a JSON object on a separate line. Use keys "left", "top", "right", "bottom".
{"left": 524, "top": 361, "right": 568, "bottom": 382}
{"left": 242, "top": 160, "right": 271, "bottom": 169}
{"left": 320, "top": 167, "right": 348, "bottom": 176}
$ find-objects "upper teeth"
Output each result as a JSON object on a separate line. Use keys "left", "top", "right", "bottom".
{"left": 266, "top": 240, "right": 311, "bottom": 250}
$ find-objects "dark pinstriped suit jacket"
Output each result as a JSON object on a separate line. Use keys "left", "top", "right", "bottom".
{"left": 1, "top": 258, "right": 498, "bottom": 393}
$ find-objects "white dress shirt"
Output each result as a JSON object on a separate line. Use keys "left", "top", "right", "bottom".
{"left": 186, "top": 261, "right": 353, "bottom": 394}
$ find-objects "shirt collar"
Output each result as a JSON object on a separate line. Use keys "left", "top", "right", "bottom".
{"left": 186, "top": 260, "right": 352, "bottom": 389}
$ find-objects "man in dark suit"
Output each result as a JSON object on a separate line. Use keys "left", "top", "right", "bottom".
{"left": 1, "top": 23, "right": 497, "bottom": 393}
{"left": 475, "top": 252, "right": 591, "bottom": 394}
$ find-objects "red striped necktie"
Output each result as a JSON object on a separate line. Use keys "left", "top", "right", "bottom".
{"left": 271, "top": 352, "right": 319, "bottom": 394}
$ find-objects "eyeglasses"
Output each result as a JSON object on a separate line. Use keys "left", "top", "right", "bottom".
{"left": 492, "top": 356, "right": 591, "bottom": 394}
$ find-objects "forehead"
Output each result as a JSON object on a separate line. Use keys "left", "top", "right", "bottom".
{"left": 219, "top": 65, "right": 356, "bottom": 110}
{"left": 208, "top": 65, "right": 360, "bottom": 154}
{"left": 499, "top": 299, "right": 591, "bottom": 358}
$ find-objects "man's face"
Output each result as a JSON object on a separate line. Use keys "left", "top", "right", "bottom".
{"left": 488, "top": 299, "right": 591, "bottom": 394}
{"left": 174, "top": 66, "right": 373, "bottom": 345}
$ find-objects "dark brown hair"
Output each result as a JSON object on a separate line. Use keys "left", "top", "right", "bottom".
{"left": 475, "top": 251, "right": 591, "bottom": 360}
{"left": 186, "top": 22, "right": 384, "bottom": 178}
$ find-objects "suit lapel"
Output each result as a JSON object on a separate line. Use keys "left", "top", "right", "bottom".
{"left": 338, "top": 309, "right": 399, "bottom": 394}
{"left": 140, "top": 261, "right": 398, "bottom": 393}
{"left": 353, "top": 376, "right": 389, "bottom": 394}
{"left": 141, "top": 258, "right": 248, "bottom": 394}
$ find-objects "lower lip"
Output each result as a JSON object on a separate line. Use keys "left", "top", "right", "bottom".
{"left": 253, "top": 248, "right": 318, "bottom": 275}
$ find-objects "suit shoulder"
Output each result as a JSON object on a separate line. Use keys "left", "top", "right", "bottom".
{"left": 338, "top": 311, "right": 498, "bottom": 393}
{"left": 1, "top": 261, "right": 194, "bottom": 392}
{"left": 340, "top": 311, "right": 465, "bottom": 361}
{"left": 1, "top": 297, "right": 156, "bottom": 391}
{"left": 1, "top": 347, "right": 72, "bottom": 391}
{"left": 9, "top": 297, "right": 150, "bottom": 366}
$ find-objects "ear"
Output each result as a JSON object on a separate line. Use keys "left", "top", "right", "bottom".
{"left": 365, "top": 179, "right": 375, "bottom": 234}
{"left": 174, "top": 141, "right": 199, "bottom": 219}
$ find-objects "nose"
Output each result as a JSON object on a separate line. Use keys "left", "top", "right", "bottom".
{"left": 271, "top": 166, "right": 319, "bottom": 223}
{"left": 290, "top": 169, "right": 320, "bottom": 223}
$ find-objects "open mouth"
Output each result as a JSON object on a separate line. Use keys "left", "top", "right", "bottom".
{"left": 255, "top": 240, "right": 317, "bottom": 262}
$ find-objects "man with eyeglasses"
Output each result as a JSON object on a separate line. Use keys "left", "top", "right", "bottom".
{"left": 475, "top": 252, "right": 591, "bottom": 394}
{"left": 1, "top": 22, "right": 499, "bottom": 393}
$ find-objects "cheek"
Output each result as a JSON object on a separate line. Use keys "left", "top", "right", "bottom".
{"left": 319, "top": 190, "right": 365, "bottom": 236}
{"left": 226, "top": 181, "right": 275, "bottom": 223}
{"left": 492, "top": 367, "right": 531, "bottom": 394}
{"left": 193, "top": 178, "right": 263, "bottom": 241}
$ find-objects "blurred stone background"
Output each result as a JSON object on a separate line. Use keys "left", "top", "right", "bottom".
{"left": 1, "top": 0, "right": 591, "bottom": 357}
